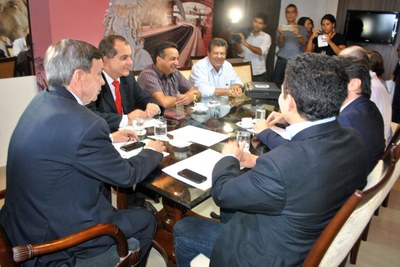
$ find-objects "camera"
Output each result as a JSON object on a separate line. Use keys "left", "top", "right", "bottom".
{"left": 230, "top": 33, "right": 242, "bottom": 44}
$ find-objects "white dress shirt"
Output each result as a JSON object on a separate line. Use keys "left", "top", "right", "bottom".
{"left": 370, "top": 70, "right": 392, "bottom": 146}
{"left": 238, "top": 31, "right": 271, "bottom": 75}
{"left": 190, "top": 57, "right": 243, "bottom": 97}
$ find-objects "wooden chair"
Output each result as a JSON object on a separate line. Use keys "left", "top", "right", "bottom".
{"left": 178, "top": 66, "right": 191, "bottom": 80}
{"left": 0, "top": 57, "right": 17, "bottom": 79}
{"left": 232, "top": 61, "right": 253, "bottom": 83}
{"left": 0, "top": 190, "right": 140, "bottom": 266}
{"left": 190, "top": 56, "right": 205, "bottom": 66}
{"left": 303, "top": 143, "right": 399, "bottom": 266}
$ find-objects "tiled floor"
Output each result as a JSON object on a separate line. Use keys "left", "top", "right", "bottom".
{"left": 1, "top": 167, "right": 399, "bottom": 266}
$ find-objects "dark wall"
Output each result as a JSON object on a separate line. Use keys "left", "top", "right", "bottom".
{"left": 336, "top": 0, "right": 400, "bottom": 80}
{"left": 213, "top": 0, "right": 281, "bottom": 81}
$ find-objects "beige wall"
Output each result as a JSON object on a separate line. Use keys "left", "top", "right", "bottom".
{"left": 0, "top": 76, "right": 38, "bottom": 167}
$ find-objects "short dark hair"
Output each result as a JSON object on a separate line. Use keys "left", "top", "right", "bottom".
{"left": 153, "top": 41, "right": 178, "bottom": 62}
{"left": 298, "top": 16, "right": 314, "bottom": 28}
{"left": 254, "top": 12, "right": 268, "bottom": 24}
{"left": 286, "top": 4, "right": 298, "bottom": 12}
{"left": 98, "top": 35, "right": 129, "bottom": 58}
{"left": 208, "top": 38, "right": 227, "bottom": 52}
{"left": 283, "top": 53, "right": 348, "bottom": 120}
{"left": 321, "top": 14, "right": 336, "bottom": 25}
{"left": 340, "top": 56, "right": 371, "bottom": 98}
{"left": 367, "top": 50, "right": 385, "bottom": 77}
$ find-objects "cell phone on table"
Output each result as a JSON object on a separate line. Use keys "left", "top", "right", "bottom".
{"left": 120, "top": 142, "right": 145, "bottom": 152}
{"left": 178, "top": 169, "right": 207, "bottom": 184}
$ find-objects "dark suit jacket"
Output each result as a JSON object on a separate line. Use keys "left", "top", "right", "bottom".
{"left": 210, "top": 120, "right": 367, "bottom": 266}
{"left": 258, "top": 97, "right": 385, "bottom": 173}
{"left": 0, "top": 86, "right": 163, "bottom": 266}
{"left": 338, "top": 96, "right": 385, "bottom": 173}
{"left": 87, "top": 71, "right": 157, "bottom": 131}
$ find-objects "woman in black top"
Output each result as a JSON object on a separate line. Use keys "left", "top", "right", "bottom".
{"left": 306, "top": 14, "right": 346, "bottom": 56}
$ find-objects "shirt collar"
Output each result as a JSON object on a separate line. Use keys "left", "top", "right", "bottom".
{"left": 68, "top": 89, "right": 84, "bottom": 105}
{"left": 286, "top": 117, "right": 336, "bottom": 139}
{"left": 103, "top": 71, "right": 119, "bottom": 87}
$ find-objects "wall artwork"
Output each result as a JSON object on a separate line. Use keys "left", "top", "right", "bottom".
{"left": 0, "top": 0, "right": 35, "bottom": 80}
{"left": 104, "top": 0, "right": 214, "bottom": 69}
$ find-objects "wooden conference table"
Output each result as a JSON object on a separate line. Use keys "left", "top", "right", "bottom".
{"left": 138, "top": 97, "right": 274, "bottom": 266}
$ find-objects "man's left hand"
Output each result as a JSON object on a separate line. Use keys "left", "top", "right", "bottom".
{"left": 145, "top": 103, "right": 160, "bottom": 118}
{"left": 112, "top": 129, "right": 138, "bottom": 143}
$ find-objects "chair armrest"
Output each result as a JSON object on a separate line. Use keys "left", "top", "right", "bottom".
{"left": 12, "top": 224, "right": 130, "bottom": 263}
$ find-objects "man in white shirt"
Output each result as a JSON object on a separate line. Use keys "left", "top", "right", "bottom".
{"left": 234, "top": 13, "right": 271, "bottom": 82}
{"left": 190, "top": 38, "right": 243, "bottom": 98}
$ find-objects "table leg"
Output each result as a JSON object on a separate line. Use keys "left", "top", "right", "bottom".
{"left": 155, "top": 197, "right": 187, "bottom": 267}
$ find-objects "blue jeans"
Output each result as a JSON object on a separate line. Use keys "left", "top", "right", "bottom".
{"left": 174, "top": 217, "right": 225, "bottom": 267}
{"left": 71, "top": 238, "right": 140, "bottom": 267}
{"left": 272, "top": 57, "right": 288, "bottom": 88}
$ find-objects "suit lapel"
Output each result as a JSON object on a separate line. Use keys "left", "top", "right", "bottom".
{"left": 101, "top": 73, "right": 119, "bottom": 113}
{"left": 119, "top": 76, "right": 131, "bottom": 114}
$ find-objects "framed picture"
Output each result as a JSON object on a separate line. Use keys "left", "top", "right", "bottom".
{"left": 0, "top": 0, "right": 34, "bottom": 78}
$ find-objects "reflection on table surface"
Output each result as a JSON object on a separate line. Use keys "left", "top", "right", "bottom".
{"left": 140, "top": 97, "right": 276, "bottom": 209}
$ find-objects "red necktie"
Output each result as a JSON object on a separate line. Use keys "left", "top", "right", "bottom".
{"left": 112, "top": 80, "right": 122, "bottom": 115}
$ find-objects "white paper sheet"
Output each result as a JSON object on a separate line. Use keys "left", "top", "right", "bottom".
{"left": 162, "top": 149, "right": 222, "bottom": 190}
{"left": 113, "top": 139, "right": 169, "bottom": 159}
{"left": 168, "top": 125, "right": 230, "bottom": 147}
{"left": 119, "top": 118, "right": 159, "bottom": 130}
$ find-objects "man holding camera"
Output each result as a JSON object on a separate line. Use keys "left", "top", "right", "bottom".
{"left": 273, "top": 4, "right": 307, "bottom": 88}
{"left": 234, "top": 12, "right": 271, "bottom": 82}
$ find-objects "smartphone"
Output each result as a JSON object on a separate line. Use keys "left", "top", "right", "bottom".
{"left": 120, "top": 142, "right": 145, "bottom": 152}
{"left": 178, "top": 169, "right": 207, "bottom": 184}
{"left": 282, "top": 25, "right": 293, "bottom": 31}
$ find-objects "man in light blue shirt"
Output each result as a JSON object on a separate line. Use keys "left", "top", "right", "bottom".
{"left": 190, "top": 38, "right": 243, "bottom": 98}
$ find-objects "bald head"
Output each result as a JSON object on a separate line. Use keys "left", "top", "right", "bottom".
{"left": 339, "top": 46, "right": 369, "bottom": 63}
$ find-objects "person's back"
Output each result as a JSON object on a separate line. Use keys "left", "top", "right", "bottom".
{"left": 338, "top": 96, "right": 384, "bottom": 172}
{"left": 173, "top": 53, "right": 368, "bottom": 267}
{"left": 210, "top": 121, "right": 366, "bottom": 266}
{"left": 0, "top": 39, "right": 165, "bottom": 267}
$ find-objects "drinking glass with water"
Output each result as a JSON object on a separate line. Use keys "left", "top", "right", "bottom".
{"left": 154, "top": 116, "right": 167, "bottom": 138}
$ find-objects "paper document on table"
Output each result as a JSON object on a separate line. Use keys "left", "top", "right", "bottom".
{"left": 270, "top": 126, "right": 291, "bottom": 140}
{"left": 113, "top": 139, "right": 169, "bottom": 159}
{"left": 169, "top": 125, "right": 230, "bottom": 147}
{"left": 162, "top": 149, "right": 222, "bottom": 190}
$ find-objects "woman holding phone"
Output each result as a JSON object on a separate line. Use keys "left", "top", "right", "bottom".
{"left": 306, "top": 14, "right": 346, "bottom": 56}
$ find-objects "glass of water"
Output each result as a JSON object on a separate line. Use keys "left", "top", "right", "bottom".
{"left": 208, "top": 98, "right": 221, "bottom": 118}
{"left": 255, "top": 107, "right": 266, "bottom": 121}
{"left": 154, "top": 116, "right": 167, "bottom": 138}
{"left": 132, "top": 118, "right": 146, "bottom": 140}
{"left": 236, "top": 131, "right": 251, "bottom": 151}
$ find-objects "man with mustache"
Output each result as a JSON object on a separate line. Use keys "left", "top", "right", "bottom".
{"left": 138, "top": 41, "right": 201, "bottom": 108}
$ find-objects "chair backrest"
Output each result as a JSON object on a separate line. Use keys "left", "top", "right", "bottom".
{"left": 0, "top": 57, "right": 17, "bottom": 79}
{"left": 226, "top": 57, "right": 244, "bottom": 64}
{"left": 133, "top": 70, "right": 141, "bottom": 81}
{"left": 190, "top": 56, "right": 205, "bottom": 66}
{"left": 303, "top": 144, "right": 399, "bottom": 266}
{"left": 178, "top": 66, "right": 191, "bottom": 80}
{"left": 232, "top": 61, "right": 253, "bottom": 83}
